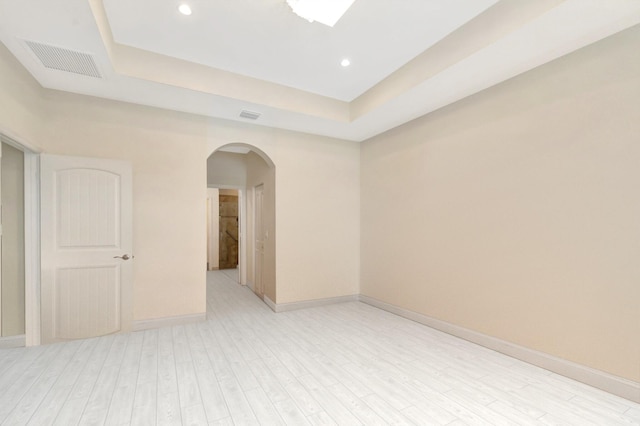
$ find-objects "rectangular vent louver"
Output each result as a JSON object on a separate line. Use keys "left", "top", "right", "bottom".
{"left": 24, "top": 40, "right": 102, "bottom": 79}
{"left": 239, "top": 110, "right": 261, "bottom": 120}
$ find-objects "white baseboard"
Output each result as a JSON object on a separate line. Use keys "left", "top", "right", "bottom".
{"left": 266, "top": 294, "right": 359, "bottom": 313}
{"left": 0, "top": 334, "right": 26, "bottom": 349}
{"left": 132, "top": 313, "right": 206, "bottom": 332}
{"left": 264, "top": 295, "right": 277, "bottom": 312}
{"left": 359, "top": 295, "right": 640, "bottom": 404}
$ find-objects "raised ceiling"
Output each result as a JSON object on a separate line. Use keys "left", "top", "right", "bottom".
{"left": 1, "top": 0, "right": 639, "bottom": 141}
{"left": 104, "top": 0, "right": 497, "bottom": 102}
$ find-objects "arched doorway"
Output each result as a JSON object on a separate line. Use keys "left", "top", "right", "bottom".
{"left": 206, "top": 143, "right": 276, "bottom": 304}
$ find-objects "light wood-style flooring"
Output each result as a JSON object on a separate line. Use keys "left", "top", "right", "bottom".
{"left": 0, "top": 271, "right": 638, "bottom": 425}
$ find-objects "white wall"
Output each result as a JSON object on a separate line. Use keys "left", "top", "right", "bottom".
{"left": 207, "top": 152, "right": 247, "bottom": 187}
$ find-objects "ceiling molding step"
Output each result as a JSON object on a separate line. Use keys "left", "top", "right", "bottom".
{"left": 87, "top": 0, "right": 350, "bottom": 123}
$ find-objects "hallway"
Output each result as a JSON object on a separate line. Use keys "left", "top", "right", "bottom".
{"left": 0, "top": 271, "right": 638, "bottom": 425}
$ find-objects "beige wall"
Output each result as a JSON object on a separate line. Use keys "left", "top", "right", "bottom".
{"left": 274, "top": 132, "right": 360, "bottom": 303}
{"left": 361, "top": 26, "right": 640, "bottom": 382}
{"left": 1, "top": 143, "right": 25, "bottom": 336}
{"left": 0, "top": 41, "right": 361, "bottom": 324}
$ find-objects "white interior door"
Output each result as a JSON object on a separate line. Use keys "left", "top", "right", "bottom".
{"left": 254, "top": 184, "right": 264, "bottom": 298}
{"left": 40, "top": 154, "right": 133, "bottom": 344}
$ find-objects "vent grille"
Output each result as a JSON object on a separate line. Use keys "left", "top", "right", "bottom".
{"left": 239, "top": 110, "right": 261, "bottom": 120}
{"left": 24, "top": 40, "right": 102, "bottom": 79}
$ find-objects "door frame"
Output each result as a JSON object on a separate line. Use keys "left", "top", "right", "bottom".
{"left": 253, "top": 183, "right": 264, "bottom": 298}
{"left": 24, "top": 150, "right": 39, "bottom": 346}
{"left": 207, "top": 185, "right": 247, "bottom": 286}
{"left": 0, "top": 131, "right": 40, "bottom": 347}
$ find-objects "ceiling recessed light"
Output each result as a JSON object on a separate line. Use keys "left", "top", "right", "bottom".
{"left": 178, "top": 4, "right": 192, "bottom": 15}
{"left": 341, "top": 58, "right": 351, "bottom": 67}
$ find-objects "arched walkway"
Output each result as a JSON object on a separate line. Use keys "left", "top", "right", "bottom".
{"left": 206, "top": 143, "right": 276, "bottom": 305}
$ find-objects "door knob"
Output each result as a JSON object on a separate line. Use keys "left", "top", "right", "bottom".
{"left": 114, "top": 254, "right": 133, "bottom": 260}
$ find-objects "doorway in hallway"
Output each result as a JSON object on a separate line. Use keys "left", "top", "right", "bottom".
{"left": 219, "top": 191, "right": 239, "bottom": 270}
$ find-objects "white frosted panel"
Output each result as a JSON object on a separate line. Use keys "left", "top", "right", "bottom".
{"left": 56, "top": 169, "right": 120, "bottom": 248}
{"left": 54, "top": 267, "right": 120, "bottom": 339}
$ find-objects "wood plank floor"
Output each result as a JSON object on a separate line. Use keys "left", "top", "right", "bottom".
{"left": 1, "top": 271, "right": 638, "bottom": 425}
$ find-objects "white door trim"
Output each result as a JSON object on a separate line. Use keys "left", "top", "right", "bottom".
{"left": 238, "top": 189, "right": 246, "bottom": 286}
{"left": 24, "top": 152, "right": 40, "bottom": 346}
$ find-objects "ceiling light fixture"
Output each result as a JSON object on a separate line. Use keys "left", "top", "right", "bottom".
{"left": 178, "top": 4, "right": 192, "bottom": 15}
{"left": 286, "top": 0, "right": 356, "bottom": 27}
{"left": 341, "top": 58, "right": 351, "bottom": 67}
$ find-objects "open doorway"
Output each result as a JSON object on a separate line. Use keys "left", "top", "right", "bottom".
{"left": 218, "top": 190, "right": 239, "bottom": 270}
{"left": 1, "top": 142, "right": 25, "bottom": 342}
{"left": 0, "top": 134, "right": 39, "bottom": 348}
{"left": 206, "top": 188, "right": 242, "bottom": 282}
{"left": 206, "top": 143, "right": 275, "bottom": 304}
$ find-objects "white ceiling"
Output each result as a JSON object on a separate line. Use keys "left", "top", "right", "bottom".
{"left": 104, "top": 0, "right": 496, "bottom": 101}
{"left": 1, "top": 0, "right": 639, "bottom": 142}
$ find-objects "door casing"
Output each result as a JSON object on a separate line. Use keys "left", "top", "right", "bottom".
{"left": 253, "top": 184, "right": 265, "bottom": 298}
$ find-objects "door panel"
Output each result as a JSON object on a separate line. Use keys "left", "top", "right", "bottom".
{"left": 41, "top": 154, "right": 132, "bottom": 344}
{"left": 56, "top": 169, "right": 120, "bottom": 248}
{"left": 55, "top": 266, "right": 119, "bottom": 339}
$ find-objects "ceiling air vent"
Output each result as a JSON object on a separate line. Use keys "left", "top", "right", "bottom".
{"left": 24, "top": 40, "right": 102, "bottom": 79}
{"left": 239, "top": 110, "right": 261, "bottom": 120}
